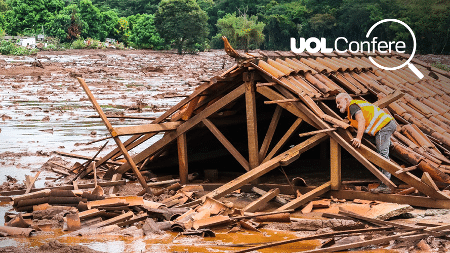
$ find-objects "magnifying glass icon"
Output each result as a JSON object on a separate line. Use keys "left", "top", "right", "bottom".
{"left": 366, "top": 19, "right": 424, "bottom": 79}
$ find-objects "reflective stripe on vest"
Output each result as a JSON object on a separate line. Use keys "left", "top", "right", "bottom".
{"left": 347, "top": 100, "right": 393, "bottom": 136}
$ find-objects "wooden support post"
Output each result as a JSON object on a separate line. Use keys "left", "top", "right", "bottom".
{"left": 77, "top": 77, "right": 151, "bottom": 194}
{"left": 330, "top": 139, "right": 341, "bottom": 191}
{"left": 245, "top": 71, "right": 259, "bottom": 170}
{"left": 259, "top": 106, "right": 282, "bottom": 161}
{"left": 203, "top": 119, "right": 250, "bottom": 171}
{"left": 277, "top": 182, "right": 331, "bottom": 211}
{"left": 177, "top": 133, "right": 188, "bottom": 185}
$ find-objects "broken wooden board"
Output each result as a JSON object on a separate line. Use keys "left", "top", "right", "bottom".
{"left": 242, "top": 188, "right": 280, "bottom": 213}
{"left": 90, "top": 211, "right": 133, "bottom": 228}
{"left": 113, "top": 122, "right": 182, "bottom": 136}
{"left": 277, "top": 182, "right": 331, "bottom": 211}
{"left": 192, "top": 215, "right": 232, "bottom": 230}
{"left": 348, "top": 202, "right": 414, "bottom": 221}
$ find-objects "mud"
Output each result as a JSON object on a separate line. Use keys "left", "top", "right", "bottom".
{"left": 0, "top": 49, "right": 234, "bottom": 188}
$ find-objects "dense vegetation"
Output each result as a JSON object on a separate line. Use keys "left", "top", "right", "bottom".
{"left": 0, "top": 0, "right": 448, "bottom": 54}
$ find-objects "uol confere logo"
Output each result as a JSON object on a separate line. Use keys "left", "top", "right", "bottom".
{"left": 290, "top": 19, "right": 423, "bottom": 79}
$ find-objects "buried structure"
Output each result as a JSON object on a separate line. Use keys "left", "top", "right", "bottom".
{"left": 75, "top": 37, "right": 450, "bottom": 210}
{"left": 4, "top": 38, "right": 450, "bottom": 251}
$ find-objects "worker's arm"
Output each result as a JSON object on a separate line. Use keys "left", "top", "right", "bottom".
{"left": 352, "top": 111, "right": 365, "bottom": 148}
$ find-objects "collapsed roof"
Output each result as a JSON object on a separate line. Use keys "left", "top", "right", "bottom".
{"left": 78, "top": 37, "right": 450, "bottom": 209}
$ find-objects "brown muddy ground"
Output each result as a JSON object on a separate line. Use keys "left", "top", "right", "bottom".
{"left": 0, "top": 49, "right": 234, "bottom": 189}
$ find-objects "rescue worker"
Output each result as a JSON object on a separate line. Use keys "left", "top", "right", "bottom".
{"left": 335, "top": 93, "right": 397, "bottom": 193}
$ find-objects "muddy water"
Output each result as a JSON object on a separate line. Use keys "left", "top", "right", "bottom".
{"left": 5, "top": 228, "right": 321, "bottom": 252}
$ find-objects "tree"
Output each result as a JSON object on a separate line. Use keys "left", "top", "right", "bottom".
{"left": 91, "top": 0, "right": 160, "bottom": 16}
{"left": 216, "top": 12, "right": 265, "bottom": 51}
{"left": 4, "top": 0, "right": 65, "bottom": 35}
{"left": 155, "top": 0, "right": 209, "bottom": 54}
{"left": 259, "top": 1, "right": 309, "bottom": 50}
{"left": 129, "top": 13, "right": 164, "bottom": 49}
{"left": 46, "top": 4, "right": 81, "bottom": 41}
{"left": 78, "top": 0, "right": 104, "bottom": 39}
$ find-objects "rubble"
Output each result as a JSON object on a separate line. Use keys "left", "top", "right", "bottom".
{"left": 2, "top": 45, "right": 450, "bottom": 252}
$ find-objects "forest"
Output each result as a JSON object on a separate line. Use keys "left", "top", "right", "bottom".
{"left": 0, "top": 0, "right": 449, "bottom": 54}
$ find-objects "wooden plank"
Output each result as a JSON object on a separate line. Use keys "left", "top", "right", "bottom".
{"left": 264, "top": 98, "right": 300, "bottom": 104}
{"left": 259, "top": 106, "right": 282, "bottom": 161}
{"left": 204, "top": 133, "right": 329, "bottom": 201}
{"left": 181, "top": 95, "right": 201, "bottom": 121}
{"left": 25, "top": 171, "right": 40, "bottom": 194}
{"left": 328, "top": 189, "right": 450, "bottom": 209}
{"left": 242, "top": 188, "right": 280, "bottom": 213}
{"left": 113, "top": 122, "right": 181, "bottom": 136}
{"left": 177, "top": 133, "right": 188, "bottom": 185}
{"left": 373, "top": 89, "right": 404, "bottom": 109}
{"left": 202, "top": 119, "right": 250, "bottom": 171}
{"left": 77, "top": 77, "right": 150, "bottom": 194}
{"left": 115, "top": 84, "right": 246, "bottom": 175}
{"left": 330, "top": 138, "right": 341, "bottom": 190}
{"left": 422, "top": 172, "right": 439, "bottom": 191}
{"left": 263, "top": 118, "right": 303, "bottom": 163}
{"left": 395, "top": 165, "right": 418, "bottom": 174}
{"left": 298, "top": 128, "right": 336, "bottom": 138}
{"left": 251, "top": 187, "right": 288, "bottom": 205}
{"left": 338, "top": 209, "right": 427, "bottom": 231}
{"left": 277, "top": 182, "right": 331, "bottom": 211}
{"left": 245, "top": 72, "right": 259, "bottom": 170}
{"left": 54, "top": 151, "right": 122, "bottom": 166}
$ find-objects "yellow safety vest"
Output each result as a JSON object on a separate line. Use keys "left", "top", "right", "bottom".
{"left": 347, "top": 100, "right": 393, "bottom": 136}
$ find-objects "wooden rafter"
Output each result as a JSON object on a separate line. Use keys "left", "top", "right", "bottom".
{"left": 202, "top": 118, "right": 250, "bottom": 171}
{"left": 259, "top": 105, "right": 283, "bottom": 161}
{"left": 77, "top": 78, "right": 151, "bottom": 194}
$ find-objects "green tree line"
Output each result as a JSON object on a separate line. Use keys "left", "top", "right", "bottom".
{"left": 0, "top": 0, "right": 448, "bottom": 54}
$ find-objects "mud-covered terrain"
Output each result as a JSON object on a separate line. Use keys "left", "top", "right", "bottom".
{"left": 0, "top": 49, "right": 234, "bottom": 189}
{"left": 1, "top": 50, "right": 450, "bottom": 252}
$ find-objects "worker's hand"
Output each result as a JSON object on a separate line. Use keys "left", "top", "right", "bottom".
{"left": 351, "top": 137, "right": 361, "bottom": 148}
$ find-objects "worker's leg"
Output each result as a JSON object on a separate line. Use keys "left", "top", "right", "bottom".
{"left": 374, "top": 120, "right": 397, "bottom": 180}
